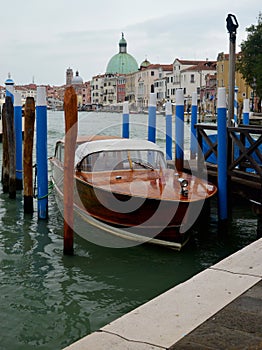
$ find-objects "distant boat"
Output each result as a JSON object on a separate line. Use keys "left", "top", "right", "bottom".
{"left": 50, "top": 135, "right": 217, "bottom": 249}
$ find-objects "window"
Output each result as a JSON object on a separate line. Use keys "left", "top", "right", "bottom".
{"left": 151, "top": 71, "right": 154, "bottom": 76}
{"left": 190, "top": 74, "right": 195, "bottom": 83}
{"left": 79, "top": 150, "right": 166, "bottom": 172}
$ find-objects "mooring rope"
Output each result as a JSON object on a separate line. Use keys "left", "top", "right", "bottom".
{"left": 33, "top": 163, "right": 54, "bottom": 200}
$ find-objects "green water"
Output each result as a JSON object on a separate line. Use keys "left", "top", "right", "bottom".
{"left": 0, "top": 111, "right": 258, "bottom": 349}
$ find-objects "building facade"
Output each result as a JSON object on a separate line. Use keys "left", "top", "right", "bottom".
{"left": 217, "top": 52, "right": 253, "bottom": 111}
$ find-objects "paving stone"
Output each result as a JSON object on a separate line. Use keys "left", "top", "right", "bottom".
{"left": 170, "top": 282, "right": 262, "bottom": 350}
{"left": 229, "top": 295, "right": 262, "bottom": 316}
{"left": 171, "top": 324, "right": 262, "bottom": 350}
{"left": 245, "top": 282, "right": 262, "bottom": 300}
{"left": 209, "top": 307, "right": 262, "bottom": 337}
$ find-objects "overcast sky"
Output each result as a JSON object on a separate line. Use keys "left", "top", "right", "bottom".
{"left": 0, "top": 0, "right": 260, "bottom": 86}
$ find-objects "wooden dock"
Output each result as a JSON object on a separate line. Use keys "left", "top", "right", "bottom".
{"left": 185, "top": 123, "right": 262, "bottom": 205}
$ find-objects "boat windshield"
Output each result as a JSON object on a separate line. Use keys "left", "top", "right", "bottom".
{"left": 78, "top": 149, "right": 166, "bottom": 172}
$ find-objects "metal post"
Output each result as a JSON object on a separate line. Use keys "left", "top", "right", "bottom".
{"left": 226, "top": 14, "right": 239, "bottom": 125}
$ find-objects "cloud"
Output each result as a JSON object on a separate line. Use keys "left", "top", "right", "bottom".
{"left": 0, "top": 0, "right": 260, "bottom": 85}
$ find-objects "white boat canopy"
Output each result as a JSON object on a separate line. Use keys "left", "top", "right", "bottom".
{"left": 74, "top": 138, "right": 165, "bottom": 167}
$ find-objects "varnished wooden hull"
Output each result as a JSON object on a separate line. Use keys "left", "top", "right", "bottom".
{"left": 75, "top": 177, "right": 198, "bottom": 242}
{"left": 50, "top": 157, "right": 217, "bottom": 245}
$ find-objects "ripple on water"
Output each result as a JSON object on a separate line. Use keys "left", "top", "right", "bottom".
{"left": 0, "top": 112, "right": 259, "bottom": 349}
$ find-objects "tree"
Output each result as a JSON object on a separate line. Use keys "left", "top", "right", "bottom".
{"left": 237, "top": 12, "right": 262, "bottom": 105}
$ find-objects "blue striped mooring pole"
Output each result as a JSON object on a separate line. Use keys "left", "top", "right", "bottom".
{"left": 243, "top": 98, "right": 250, "bottom": 125}
{"left": 148, "top": 93, "right": 157, "bottom": 143}
{"left": 14, "top": 91, "right": 23, "bottom": 189}
{"left": 165, "top": 101, "right": 172, "bottom": 160}
{"left": 190, "top": 92, "right": 198, "bottom": 159}
{"left": 5, "top": 73, "right": 14, "bottom": 103}
{"left": 122, "top": 101, "right": 129, "bottom": 138}
{"left": 175, "top": 89, "right": 184, "bottom": 171}
{"left": 36, "top": 86, "right": 48, "bottom": 219}
{"left": 217, "top": 87, "right": 228, "bottom": 221}
{"left": 234, "top": 86, "right": 238, "bottom": 123}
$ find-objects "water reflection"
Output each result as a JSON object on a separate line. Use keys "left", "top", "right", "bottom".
{"left": 0, "top": 112, "right": 258, "bottom": 349}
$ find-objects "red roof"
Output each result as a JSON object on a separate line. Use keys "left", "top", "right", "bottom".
{"left": 144, "top": 64, "right": 173, "bottom": 71}
{"left": 181, "top": 61, "right": 216, "bottom": 72}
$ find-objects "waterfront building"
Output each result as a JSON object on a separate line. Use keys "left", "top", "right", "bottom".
{"left": 167, "top": 59, "right": 216, "bottom": 107}
{"left": 134, "top": 63, "right": 173, "bottom": 110}
{"left": 91, "top": 74, "right": 105, "bottom": 106}
{"left": 204, "top": 73, "right": 217, "bottom": 115}
{"left": 15, "top": 83, "right": 37, "bottom": 103}
{"left": 71, "top": 70, "right": 84, "bottom": 107}
{"left": 103, "top": 74, "right": 118, "bottom": 105}
{"left": 66, "top": 67, "right": 73, "bottom": 86}
{"left": 81, "top": 81, "right": 91, "bottom": 106}
{"left": 106, "top": 33, "right": 139, "bottom": 75}
{"left": 153, "top": 65, "right": 173, "bottom": 108}
{"left": 91, "top": 33, "right": 139, "bottom": 107}
{"left": 217, "top": 52, "right": 254, "bottom": 112}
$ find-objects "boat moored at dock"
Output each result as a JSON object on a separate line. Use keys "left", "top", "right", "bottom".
{"left": 50, "top": 135, "right": 217, "bottom": 248}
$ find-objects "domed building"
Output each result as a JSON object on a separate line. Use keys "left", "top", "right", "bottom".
{"left": 71, "top": 70, "right": 83, "bottom": 85}
{"left": 106, "top": 33, "right": 138, "bottom": 75}
{"left": 140, "top": 58, "right": 151, "bottom": 69}
{"left": 71, "top": 70, "right": 84, "bottom": 107}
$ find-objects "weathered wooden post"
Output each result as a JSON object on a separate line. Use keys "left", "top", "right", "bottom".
{"left": 1, "top": 103, "right": 9, "bottom": 193}
{"left": 165, "top": 101, "right": 172, "bottom": 160}
{"left": 63, "top": 86, "right": 78, "bottom": 255}
{"left": 5, "top": 96, "right": 16, "bottom": 198}
{"left": 175, "top": 88, "right": 184, "bottom": 172}
{"left": 14, "top": 91, "right": 23, "bottom": 190}
{"left": 36, "top": 86, "right": 48, "bottom": 219}
{"left": 23, "top": 97, "right": 35, "bottom": 213}
{"left": 122, "top": 101, "right": 129, "bottom": 138}
{"left": 148, "top": 93, "right": 157, "bottom": 143}
{"left": 2, "top": 74, "right": 15, "bottom": 196}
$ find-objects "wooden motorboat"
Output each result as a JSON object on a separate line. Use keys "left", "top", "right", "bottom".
{"left": 50, "top": 135, "right": 217, "bottom": 248}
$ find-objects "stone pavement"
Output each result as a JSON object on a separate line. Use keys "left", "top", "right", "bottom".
{"left": 170, "top": 280, "right": 262, "bottom": 349}
{"left": 64, "top": 238, "right": 262, "bottom": 350}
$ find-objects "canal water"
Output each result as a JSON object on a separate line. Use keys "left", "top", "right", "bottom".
{"left": 0, "top": 111, "right": 258, "bottom": 350}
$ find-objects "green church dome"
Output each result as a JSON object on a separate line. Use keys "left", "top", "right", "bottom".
{"left": 140, "top": 58, "right": 151, "bottom": 69}
{"left": 106, "top": 33, "right": 138, "bottom": 75}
